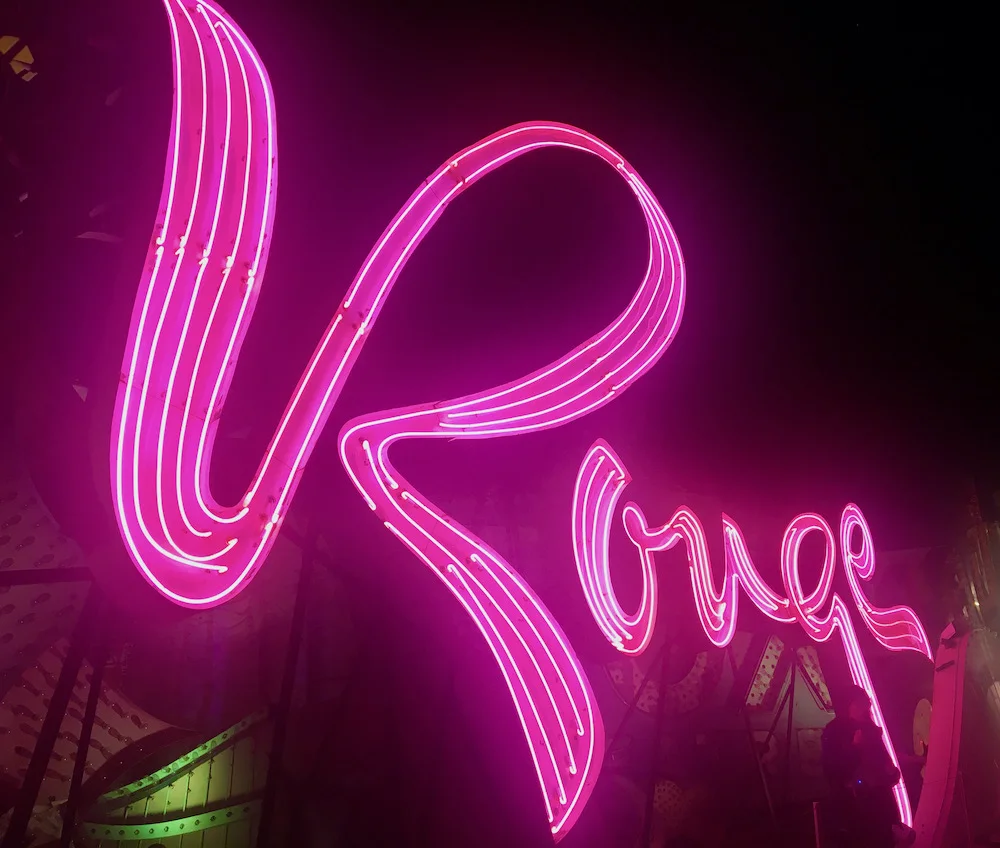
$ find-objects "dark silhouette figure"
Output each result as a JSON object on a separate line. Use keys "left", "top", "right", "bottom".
{"left": 821, "top": 685, "right": 901, "bottom": 848}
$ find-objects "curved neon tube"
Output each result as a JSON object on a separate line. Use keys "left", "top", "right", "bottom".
{"left": 112, "top": 1, "right": 685, "bottom": 837}
{"left": 335, "top": 129, "right": 682, "bottom": 836}
{"left": 572, "top": 439, "right": 932, "bottom": 826}
{"left": 840, "top": 503, "right": 931, "bottom": 655}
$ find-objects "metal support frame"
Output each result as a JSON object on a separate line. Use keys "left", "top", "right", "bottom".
{"left": 1, "top": 588, "right": 102, "bottom": 848}
{"left": 640, "top": 647, "right": 670, "bottom": 846}
{"left": 60, "top": 639, "right": 108, "bottom": 847}
{"left": 783, "top": 654, "right": 797, "bottom": 800}
{"left": 727, "top": 648, "right": 778, "bottom": 826}
{"left": 256, "top": 535, "right": 315, "bottom": 848}
{"left": 756, "top": 650, "right": 804, "bottom": 802}
{"left": 604, "top": 641, "right": 669, "bottom": 761}
{"left": 728, "top": 642, "right": 814, "bottom": 833}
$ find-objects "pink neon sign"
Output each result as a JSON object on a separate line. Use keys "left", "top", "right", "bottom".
{"left": 573, "top": 439, "right": 932, "bottom": 825}
{"left": 112, "top": 0, "right": 930, "bottom": 839}
{"left": 112, "top": 0, "right": 682, "bottom": 836}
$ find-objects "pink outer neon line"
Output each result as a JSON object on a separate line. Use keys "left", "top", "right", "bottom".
{"left": 840, "top": 504, "right": 931, "bottom": 653}
{"left": 112, "top": 1, "right": 685, "bottom": 838}
{"left": 336, "top": 127, "right": 684, "bottom": 837}
{"left": 572, "top": 440, "right": 933, "bottom": 826}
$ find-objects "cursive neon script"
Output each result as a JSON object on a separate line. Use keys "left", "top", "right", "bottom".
{"left": 111, "top": 1, "right": 929, "bottom": 840}
{"left": 112, "top": 0, "right": 683, "bottom": 836}
{"left": 573, "top": 439, "right": 932, "bottom": 825}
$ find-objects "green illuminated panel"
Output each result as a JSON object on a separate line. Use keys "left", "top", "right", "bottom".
{"left": 206, "top": 744, "right": 235, "bottom": 807}
{"left": 98, "top": 710, "right": 268, "bottom": 809}
{"left": 81, "top": 800, "right": 260, "bottom": 842}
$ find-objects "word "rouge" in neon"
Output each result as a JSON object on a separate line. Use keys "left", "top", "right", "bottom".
{"left": 574, "top": 440, "right": 932, "bottom": 826}
{"left": 110, "top": 1, "right": 929, "bottom": 841}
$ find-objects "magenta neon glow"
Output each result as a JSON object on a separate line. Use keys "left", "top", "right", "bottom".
{"left": 572, "top": 439, "right": 932, "bottom": 825}
{"left": 335, "top": 126, "right": 684, "bottom": 836}
{"left": 112, "top": 0, "right": 685, "bottom": 838}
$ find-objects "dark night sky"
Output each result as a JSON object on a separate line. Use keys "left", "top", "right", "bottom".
{"left": 0, "top": 2, "right": 993, "bottom": 552}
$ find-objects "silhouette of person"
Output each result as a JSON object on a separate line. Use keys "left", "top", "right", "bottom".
{"left": 821, "top": 685, "right": 900, "bottom": 848}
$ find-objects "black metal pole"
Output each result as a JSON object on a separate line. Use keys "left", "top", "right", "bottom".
{"left": 604, "top": 641, "right": 668, "bottom": 759}
{"left": 640, "top": 647, "right": 670, "bottom": 847}
{"left": 783, "top": 656, "right": 797, "bottom": 803}
{"left": 59, "top": 640, "right": 108, "bottom": 847}
{"left": 726, "top": 648, "right": 777, "bottom": 826}
{"left": 761, "top": 676, "right": 794, "bottom": 752}
{"left": 2, "top": 589, "right": 101, "bottom": 848}
{"left": 256, "top": 543, "right": 314, "bottom": 848}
